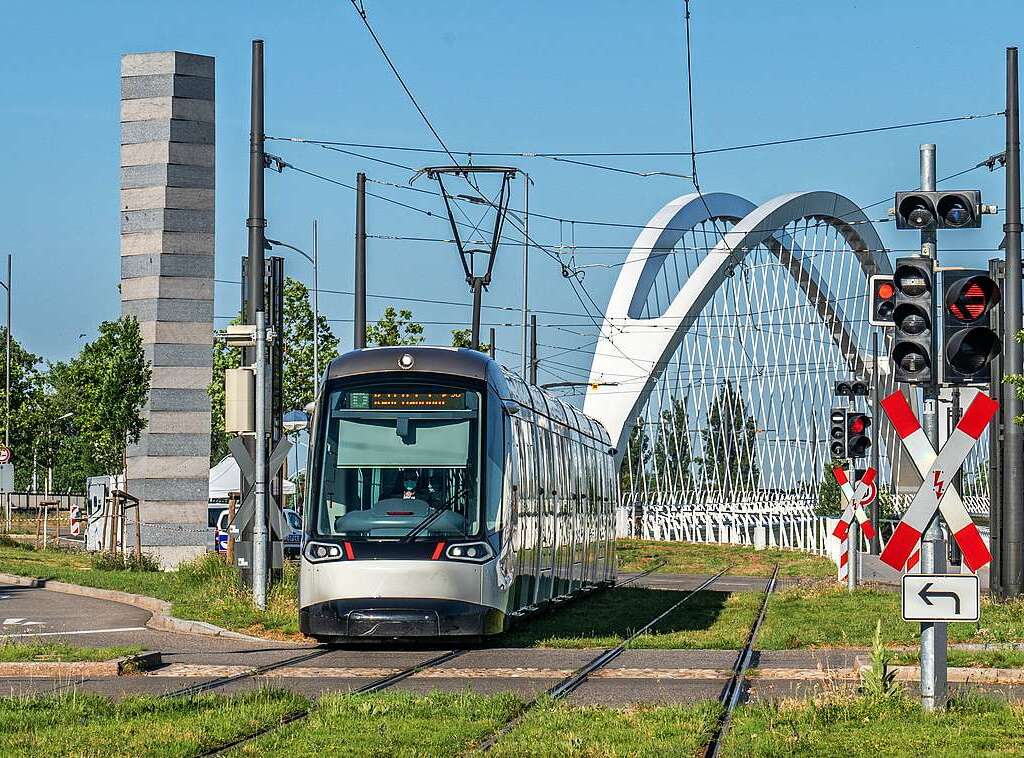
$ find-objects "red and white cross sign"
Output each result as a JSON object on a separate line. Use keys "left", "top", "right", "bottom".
{"left": 879, "top": 389, "right": 996, "bottom": 573}
{"left": 832, "top": 466, "right": 877, "bottom": 542}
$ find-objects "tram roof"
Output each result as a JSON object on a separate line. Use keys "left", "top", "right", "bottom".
{"left": 325, "top": 346, "right": 611, "bottom": 447}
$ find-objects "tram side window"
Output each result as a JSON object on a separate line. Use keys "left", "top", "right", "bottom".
{"left": 485, "top": 392, "right": 504, "bottom": 532}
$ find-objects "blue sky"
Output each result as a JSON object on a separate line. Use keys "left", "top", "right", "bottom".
{"left": 1, "top": 0, "right": 1020, "bottom": 393}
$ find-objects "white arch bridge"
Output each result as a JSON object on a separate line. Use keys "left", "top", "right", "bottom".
{"left": 582, "top": 190, "right": 990, "bottom": 547}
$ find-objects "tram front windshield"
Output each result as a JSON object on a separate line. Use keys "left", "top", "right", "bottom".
{"left": 313, "top": 384, "right": 481, "bottom": 540}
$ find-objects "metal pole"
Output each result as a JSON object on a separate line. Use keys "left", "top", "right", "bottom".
{"left": 5, "top": 253, "right": 10, "bottom": 449}
{"left": 847, "top": 520, "right": 858, "bottom": 591}
{"left": 489, "top": 328, "right": 496, "bottom": 360}
{"left": 253, "top": 311, "right": 268, "bottom": 609}
{"left": 918, "top": 142, "right": 947, "bottom": 711}
{"left": 1003, "top": 47, "right": 1024, "bottom": 598}
{"left": 312, "top": 219, "right": 320, "bottom": 396}
{"left": 870, "top": 331, "right": 881, "bottom": 554}
{"left": 354, "top": 172, "right": 367, "bottom": 349}
{"left": 471, "top": 278, "right": 483, "bottom": 351}
{"left": 529, "top": 315, "right": 538, "bottom": 385}
{"left": 521, "top": 174, "right": 529, "bottom": 378}
{"left": 246, "top": 40, "right": 266, "bottom": 324}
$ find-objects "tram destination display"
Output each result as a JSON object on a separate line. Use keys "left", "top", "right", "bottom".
{"left": 346, "top": 389, "right": 467, "bottom": 410}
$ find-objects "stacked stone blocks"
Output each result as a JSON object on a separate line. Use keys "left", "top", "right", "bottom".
{"left": 120, "top": 52, "right": 215, "bottom": 564}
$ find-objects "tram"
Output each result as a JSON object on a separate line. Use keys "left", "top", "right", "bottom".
{"left": 299, "top": 346, "right": 618, "bottom": 641}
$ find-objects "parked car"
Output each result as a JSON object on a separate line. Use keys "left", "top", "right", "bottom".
{"left": 214, "top": 507, "right": 303, "bottom": 557}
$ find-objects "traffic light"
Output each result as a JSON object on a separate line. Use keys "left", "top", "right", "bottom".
{"left": 846, "top": 413, "right": 871, "bottom": 459}
{"left": 942, "top": 269, "right": 1001, "bottom": 384}
{"left": 869, "top": 274, "right": 896, "bottom": 326}
{"left": 834, "top": 380, "right": 869, "bottom": 397}
{"left": 829, "top": 408, "right": 847, "bottom": 458}
{"left": 895, "top": 191, "right": 982, "bottom": 230}
{"left": 891, "top": 257, "right": 934, "bottom": 384}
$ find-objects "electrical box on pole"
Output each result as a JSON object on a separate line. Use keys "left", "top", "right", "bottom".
{"left": 891, "top": 257, "right": 936, "bottom": 384}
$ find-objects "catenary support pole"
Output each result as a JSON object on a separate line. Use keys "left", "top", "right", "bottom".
{"left": 4, "top": 253, "right": 10, "bottom": 449}
{"left": 521, "top": 173, "right": 530, "bottom": 378}
{"left": 529, "top": 315, "right": 538, "bottom": 386}
{"left": 489, "top": 328, "right": 496, "bottom": 360}
{"left": 870, "top": 331, "right": 881, "bottom": 554}
{"left": 246, "top": 40, "right": 266, "bottom": 326}
{"left": 1003, "top": 47, "right": 1023, "bottom": 598}
{"left": 918, "top": 142, "right": 947, "bottom": 711}
{"left": 354, "top": 172, "right": 367, "bottom": 349}
{"left": 312, "top": 219, "right": 319, "bottom": 395}
{"left": 253, "top": 311, "right": 268, "bottom": 609}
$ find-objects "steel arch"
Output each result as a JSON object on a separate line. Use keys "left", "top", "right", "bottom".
{"left": 584, "top": 190, "right": 891, "bottom": 461}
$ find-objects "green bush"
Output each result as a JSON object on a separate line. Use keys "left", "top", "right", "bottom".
{"left": 89, "top": 550, "right": 160, "bottom": 573}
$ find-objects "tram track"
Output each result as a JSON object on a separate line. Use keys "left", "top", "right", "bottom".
{"left": 702, "top": 564, "right": 779, "bottom": 758}
{"left": 193, "top": 648, "right": 466, "bottom": 757}
{"left": 470, "top": 569, "right": 730, "bottom": 754}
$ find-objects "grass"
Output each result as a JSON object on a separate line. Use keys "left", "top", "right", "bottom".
{"left": 0, "top": 641, "right": 143, "bottom": 663}
{"left": 495, "top": 587, "right": 760, "bottom": 649}
{"left": 891, "top": 649, "right": 1024, "bottom": 669}
{"left": 0, "top": 689, "right": 306, "bottom": 757}
{"left": 0, "top": 542, "right": 302, "bottom": 638}
{"left": 232, "top": 691, "right": 522, "bottom": 757}
{"left": 616, "top": 538, "right": 835, "bottom": 578}
{"left": 490, "top": 699, "right": 723, "bottom": 757}
{"left": 726, "top": 692, "right": 1024, "bottom": 757}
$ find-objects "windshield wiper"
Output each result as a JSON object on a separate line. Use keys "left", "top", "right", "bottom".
{"left": 400, "top": 488, "right": 470, "bottom": 543}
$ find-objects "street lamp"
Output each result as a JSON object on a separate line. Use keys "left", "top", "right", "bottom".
{"left": 1, "top": 254, "right": 11, "bottom": 449}
{"left": 266, "top": 222, "right": 320, "bottom": 396}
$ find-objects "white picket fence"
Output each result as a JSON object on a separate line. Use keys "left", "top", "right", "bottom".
{"left": 618, "top": 502, "right": 904, "bottom": 573}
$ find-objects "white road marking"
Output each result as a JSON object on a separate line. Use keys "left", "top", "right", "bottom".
{"left": 1, "top": 618, "right": 40, "bottom": 626}
{"left": 0, "top": 626, "right": 147, "bottom": 639}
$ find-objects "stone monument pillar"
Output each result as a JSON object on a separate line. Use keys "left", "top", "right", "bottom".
{"left": 119, "top": 52, "right": 215, "bottom": 568}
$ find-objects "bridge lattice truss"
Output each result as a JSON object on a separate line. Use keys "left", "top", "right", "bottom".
{"left": 584, "top": 191, "right": 990, "bottom": 526}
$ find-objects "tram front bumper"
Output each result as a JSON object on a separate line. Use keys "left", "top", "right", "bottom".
{"left": 300, "top": 597, "right": 504, "bottom": 638}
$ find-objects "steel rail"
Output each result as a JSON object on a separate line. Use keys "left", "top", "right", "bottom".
{"left": 160, "top": 646, "right": 334, "bottom": 700}
{"left": 471, "top": 569, "right": 729, "bottom": 754}
{"left": 192, "top": 648, "right": 466, "bottom": 757}
{"left": 703, "top": 564, "right": 780, "bottom": 758}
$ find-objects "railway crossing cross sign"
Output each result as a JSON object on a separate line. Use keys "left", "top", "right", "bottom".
{"left": 831, "top": 466, "right": 876, "bottom": 542}
{"left": 902, "top": 574, "right": 980, "bottom": 623}
{"left": 879, "top": 390, "right": 997, "bottom": 573}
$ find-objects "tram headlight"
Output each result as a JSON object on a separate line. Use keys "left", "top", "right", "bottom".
{"left": 445, "top": 541, "right": 493, "bottom": 563}
{"left": 304, "top": 541, "right": 344, "bottom": 563}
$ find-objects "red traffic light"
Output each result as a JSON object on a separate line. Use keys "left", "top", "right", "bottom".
{"left": 877, "top": 282, "right": 895, "bottom": 300}
{"left": 850, "top": 417, "right": 866, "bottom": 434}
{"left": 945, "top": 275, "right": 1000, "bottom": 323}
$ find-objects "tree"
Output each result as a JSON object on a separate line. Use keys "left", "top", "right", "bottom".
{"left": 367, "top": 306, "right": 424, "bottom": 347}
{"left": 1005, "top": 329, "right": 1024, "bottom": 424}
{"left": 451, "top": 328, "right": 490, "bottom": 354}
{"left": 816, "top": 459, "right": 843, "bottom": 516}
{"left": 209, "top": 315, "right": 242, "bottom": 465}
{"left": 619, "top": 421, "right": 652, "bottom": 491}
{"left": 699, "top": 380, "right": 760, "bottom": 499}
{"left": 48, "top": 316, "right": 151, "bottom": 491}
{"left": 0, "top": 329, "right": 44, "bottom": 489}
{"left": 283, "top": 277, "right": 339, "bottom": 413}
{"left": 653, "top": 397, "right": 692, "bottom": 494}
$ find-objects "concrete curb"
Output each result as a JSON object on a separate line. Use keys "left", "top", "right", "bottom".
{"left": 0, "top": 651, "right": 163, "bottom": 678}
{"left": 0, "top": 572, "right": 271, "bottom": 644}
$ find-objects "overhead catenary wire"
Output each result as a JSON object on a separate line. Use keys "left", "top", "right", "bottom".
{"left": 266, "top": 110, "right": 1003, "bottom": 160}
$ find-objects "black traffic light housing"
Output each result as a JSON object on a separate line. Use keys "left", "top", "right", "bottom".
{"left": 829, "top": 408, "right": 847, "bottom": 459}
{"left": 891, "top": 257, "right": 934, "bottom": 384}
{"left": 834, "top": 379, "right": 869, "bottom": 397}
{"left": 869, "top": 274, "right": 896, "bottom": 326}
{"left": 895, "top": 190, "right": 982, "bottom": 230}
{"left": 942, "top": 269, "right": 1001, "bottom": 384}
{"left": 846, "top": 412, "right": 871, "bottom": 459}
